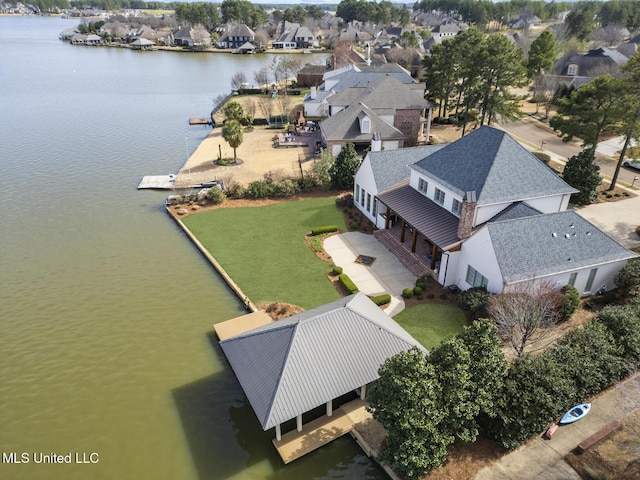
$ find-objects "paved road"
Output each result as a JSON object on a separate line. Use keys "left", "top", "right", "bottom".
{"left": 500, "top": 118, "right": 640, "bottom": 186}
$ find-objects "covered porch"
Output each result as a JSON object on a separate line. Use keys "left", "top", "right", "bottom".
{"left": 376, "top": 180, "right": 461, "bottom": 278}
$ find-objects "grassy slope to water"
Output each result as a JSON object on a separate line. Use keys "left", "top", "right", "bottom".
{"left": 182, "top": 197, "right": 347, "bottom": 310}
{"left": 393, "top": 304, "right": 468, "bottom": 350}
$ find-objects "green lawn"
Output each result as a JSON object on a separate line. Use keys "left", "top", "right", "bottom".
{"left": 182, "top": 197, "right": 346, "bottom": 310}
{"left": 393, "top": 304, "right": 468, "bottom": 350}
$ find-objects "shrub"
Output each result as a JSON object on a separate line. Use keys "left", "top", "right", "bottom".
{"left": 311, "top": 225, "right": 338, "bottom": 236}
{"left": 272, "top": 178, "right": 300, "bottom": 197}
{"left": 402, "top": 288, "right": 414, "bottom": 299}
{"left": 416, "top": 278, "right": 426, "bottom": 289}
{"left": 614, "top": 257, "right": 640, "bottom": 293}
{"left": 205, "top": 187, "right": 226, "bottom": 204}
{"left": 456, "top": 287, "right": 490, "bottom": 318}
{"left": 332, "top": 265, "right": 343, "bottom": 275}
{"left": 226, "top": 182, "right": 246, "bottom": 199}
{"left": 339, "top": 273, "right": 359, "bottom": 295}
{"left": 299, "top": 176, "right": 318, "bottom": 193}
{"left": 426, "top": 293, "right": 434, "bottom": 299}
{"left": 350, "top": 222, "right": 359, "bottom": 230}
{"left": 247, "top": 180, "right": 274, "bottom": 199}
{"left": 413, "top": 286, "right": 424, "bottom": 296}
{"left": 559, "top": 284, "right": 580, "bottom": 320}
{"left": 370, "top": 294, "right": 391, "bottom": 306}
{"left": 531, "top": 151, "right": 551, "bottom": 164}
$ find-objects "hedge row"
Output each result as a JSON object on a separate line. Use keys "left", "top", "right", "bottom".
{"left": 311, "top": 225, "right": 338, "bottom": 236}
{"left": 370, "top": 294, "right": 391, "bottom": 306}
{"left": 339, "top": 273, "right": 359, "bottom": 295}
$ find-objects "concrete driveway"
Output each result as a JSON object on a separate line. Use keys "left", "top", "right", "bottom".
{"left": 573, "top": 195, "right": 640, "bottom": 250}
{"left": 323, "top": 232, "right": 417, "bottom": 316}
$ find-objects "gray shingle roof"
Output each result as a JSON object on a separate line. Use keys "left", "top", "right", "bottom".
{"left": 219, "top": 293, "right": 425, "bottom": 430}
{"left": 487, "top": 202, "right": 541, "bottom": 223}
{"left": 487, "top": 210, "right": 636, "bottom": 284}
{"left": 320, "top": 102, "right": 404, "bottom": 142}
{"left": 327, "top": 75, "right": 431, "bottom": 111}
{"left": 368, "top": 144, "right": 447, "bottom": 192}
{"left": 411, "top": 126, "right": 577, "bottom": 206}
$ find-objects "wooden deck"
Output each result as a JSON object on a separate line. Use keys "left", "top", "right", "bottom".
{"left": 189, "top": 117, "right": 211, "bottom": 125}
{"left": 273, "top": 399, "right": 371, "bottom": 464}
{"left": 137, "top": 175, "right": 176, "bottom": 190}
{"left": 214, "top": 311, "right": 274, "bottom": 340}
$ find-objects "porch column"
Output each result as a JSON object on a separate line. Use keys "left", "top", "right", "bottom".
{"left": 430, "top": 244, "right": 438, "bottom": 270}
{"left": 400, "top": 221, "right": 406, "bottom": 243}
{"left": 411, "top": 229, "right": 418, "bottom": 253}
{"left": 296, "top": 414, "right": 303, "bottom": 432}
{"left": 326, "top": 400, "right": 333, "bottom": 417}
{"left": 385, "top": 207, "right": 390, "bottom": 229}
{"left": 360, "top": 384, "right": 367, "bottom": 400}
{"left": 275, "top": 424, "right": 282, "bottom": 442}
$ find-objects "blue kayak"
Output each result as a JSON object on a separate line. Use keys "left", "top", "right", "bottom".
{"left": 559, "top": 403, "right": 591, "bottom": 424}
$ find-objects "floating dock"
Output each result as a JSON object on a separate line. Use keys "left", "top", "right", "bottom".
{"left": 138, "top": 175, "right": 220, "bottom": 190}
{"left": 189, "top": 117, "right": 211, "bottom": 125}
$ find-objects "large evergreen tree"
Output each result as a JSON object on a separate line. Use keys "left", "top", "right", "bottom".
{"left": 526, "top": 30, "right": 556, "bottom": 79}
{"left": 562, "top": 148, "right": 602, "bottom": 206}
{"left": 329, "top": 143, "right": 360, "bottom": 190}
{"left": 549, "top": 75, "right": 624, "bottom": 150}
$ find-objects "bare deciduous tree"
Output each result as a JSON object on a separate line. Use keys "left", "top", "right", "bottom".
{"left": 256, "top": 96, "right": 273, "bottom": 122}
{"left": 488, "top": 281, "right": 562, "bottom": 358}
{"left": 253, "top": 67, "right": 270, "bottom": 92}
{"left": 190, "top": 25, "right": 211, "bottom": 51}
{"left": 231, "top": 71, "right": 248, "bottom": 90}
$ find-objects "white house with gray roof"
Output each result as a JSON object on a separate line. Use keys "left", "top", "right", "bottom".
{"left": 355, "top": 126, "right": 636, "bottom": 293}
{"left": 219, "top": 293, "right": 424, "bottom": 441}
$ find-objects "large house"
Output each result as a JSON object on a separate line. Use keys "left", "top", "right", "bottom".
{"left": 319, "top": 74, "right": 433, "bottom": 154}
{"left": 354, "top": 126, "right": 636, "bottom": 295}
{"left": 217, "top": 24, "right": 255, "bottom": 49}
{"left": 272, "top": 21, "right": 315, "bottom": 49}
{"left": 549, "top": 47, "right": 632, "bottom": 89}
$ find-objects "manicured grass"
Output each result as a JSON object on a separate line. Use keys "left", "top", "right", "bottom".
{"left": 182, "top": 197, "right": 347, "bottom": 310}
{"left": 393, "top": 304, "right": 468, "bottom": 350}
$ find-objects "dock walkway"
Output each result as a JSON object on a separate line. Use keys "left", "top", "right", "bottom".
{"left": 214, "top": 311, "right": 274, "bottom": 341}
{"left": 273, "top": 399, "right": 372, "bottom": 464}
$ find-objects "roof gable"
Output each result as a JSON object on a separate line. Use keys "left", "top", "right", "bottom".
{"left": 321, "top": 102, "right": 404, "bottom": 141}
{"left": 220, "top": 293, "right": 424, "bottom": 429}
{"left": 411, "top": 126, "right": 576, "bottom": 205}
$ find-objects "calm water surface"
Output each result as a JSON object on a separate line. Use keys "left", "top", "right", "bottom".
{"left": 0, "top": 16, "right": 385, "bottom": 480}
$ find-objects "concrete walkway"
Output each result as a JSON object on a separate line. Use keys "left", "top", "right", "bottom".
{"left": 476, "top": 373, "right": 640, "bottom": 480}
{"left": 573, "top": 194, "right": 640, "bottom": 250}
{"left": 323, "top": 232, "right": 417, "bottom": 316}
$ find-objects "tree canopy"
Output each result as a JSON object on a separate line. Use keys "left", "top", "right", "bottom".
{"left": 221, "top": 119, "right": 243, "bottom": 163}
{"left": 562, "top": 148, "right": 602, "bottom": 206}
{"left": 329, "top": 143, "right": 360, "bottom": 190}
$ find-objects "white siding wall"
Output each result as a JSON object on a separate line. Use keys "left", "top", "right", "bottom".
{"left": 381, "top": 140, "right": 400, "bottom": 151}
{"left": 475, "top": 202, "right": 511, "bottom": 225}
{"left": 506, "top": 259, "right": 630, "bottom": 297}
{"left": 379, "top": 114, "right": 394, "bottom": 125}
{"left": 331, "top": 144, "right": 343, "bottom": 156}
{"left": 525, "top": 195, "right": 567, "bottom": 214}
{"left": 353, "top": 155, "right": 382, "bottom": 225}
{"left": 453, "top": 229, "right": 504, "bottom": 293}
{"left": 304, "top": 101, "right": 323, "bottom": 117}
{"left": 409, "top": 172, "right": 463, "bottom": 217}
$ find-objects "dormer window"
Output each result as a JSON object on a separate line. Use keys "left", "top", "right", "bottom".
{"left": 358, "top": 112, "right": 371, "bottom": 134}
{"left": 452, "top": 198, "right": 462, "bottom": 216}
{"left": 418, "top": 178, "right": 428, "bottom": 195}
{"left": 434, "top": 188, "right": 445, "bottom": 205}
{"left": 567, "top": 64, "right": 578, "bottom": 76}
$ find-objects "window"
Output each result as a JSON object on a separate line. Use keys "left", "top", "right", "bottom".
{"left": 452, "top": 198, "right": 462, "bottom": 216}
{"left": 434, "top": 188, "right": 445, "bottom": 205}
{"left": 360, "top": 188, "right": 366, "bottom": 206}
{"left": 372, "top": 198, "right": 378, "bottom": 217}
{"left": 355, "top": 184, "right": 360, "bottom": 203}
{"left": 466, "top": 265, "right": 488, "bottom": 288}
{"left": 567, "top": 64, "right": 578, "bottom": 76}
{"left": 366, "top": 193, "right": 371, "bottom": 212}
{"left": 418, "top": 178, "right": 428, "bottom": 194}
{"left": 362, "top": 119, "right": 370, "bottom": 133}
{"left": 568, "top": 272, "right": 577, "bottom": 286}
{"left": 585, "top": 268, "right": 598, "bottom": 293}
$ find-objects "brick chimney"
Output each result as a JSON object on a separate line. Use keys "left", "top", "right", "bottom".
{"left": 457, "top": 191, "right": 477, "bottom": 240}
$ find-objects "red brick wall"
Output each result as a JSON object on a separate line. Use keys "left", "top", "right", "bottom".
{"left": 393, "top": 109, "right": 422, "bottom": 147}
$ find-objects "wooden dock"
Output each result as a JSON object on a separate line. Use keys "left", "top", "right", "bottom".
{"left": 137, "top": 175, "right": 176, "bottom": 189}
{"left": 214, "top": 311, "right": 274, "bottom": 340}
{"left": 273, "top": 399, "right": 372, "bottom": 464}
{"left": 189, "top": 117, "right": 211, "bottom": 125}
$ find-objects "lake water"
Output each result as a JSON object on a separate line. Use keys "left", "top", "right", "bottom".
{"left": 0, "top": 16, "right": 385, "bottom": 480}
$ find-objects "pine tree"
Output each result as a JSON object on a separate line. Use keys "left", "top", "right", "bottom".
{"left": 562, "top": 148, "right": 602, "bottom": 206}
{"left": 526, "top": 30, "right": 556, "bottom": 78}
{"left": 329, "top": 143, "right": 360, "bottom": 190}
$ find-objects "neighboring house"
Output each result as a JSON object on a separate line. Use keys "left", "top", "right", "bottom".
{"left": 59, "top": 27, "right": 79, "bottom": 41}
{"left": 320, "top": 74, "right": 433, "bottom": 154}
{"left": 354, "top": 126, "right": 636, "bottom": 293}
{"left": 297, "top": 64, "right": 329, "bottom": 87}
{"left": 430, "top": 22, "right": 466, "bottom": 41}
{"left": 70, "top": 33, "right": 104, "bottom": 46}
{"left": 235, "top": 41, "right": 255, "bottom": 54}
{"left": 99, "top": 20, "right": 130, "bottom": 41}
{"left": 217, "top": 24, "right": 255, "bottom": 49}
{"left": 131, "top": 37, "right": 155, "bottom": 50}
{"left": 272, "top": 21, "right": 315, "bottom": 49}
{"left": 509, "top": 15, "right": 542, "bottom": 30}
{"left": 549, "top": 47, "right": 631, "bottom": 89}
{"left": 303, "top": 63, "right": 416, "bottom": 117}
{"left": 173, "top": 26, "right": 195, "bottom": 47}
{"left": 219, "top": 292, "right": 425, "bottom": 442}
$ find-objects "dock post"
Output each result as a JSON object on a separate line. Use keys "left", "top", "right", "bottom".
{"left": 275, "top": 424, "right": 282, "bottom": 442}
{"left": 296, "top": 415, "right": 303, "bottom": 432}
